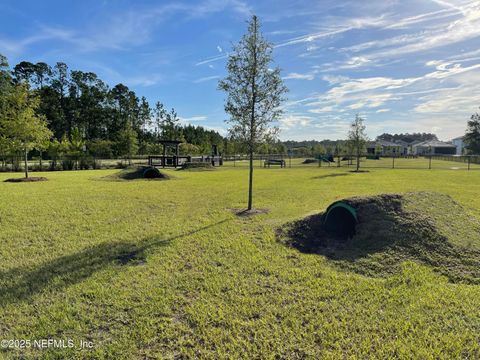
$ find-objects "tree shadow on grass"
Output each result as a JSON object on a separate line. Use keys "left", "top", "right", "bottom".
{"left": 311, "top": 173, "right": 350, "bottom": 180}
{"left": 0, "top": 219, "right": 230, "bottom": 305}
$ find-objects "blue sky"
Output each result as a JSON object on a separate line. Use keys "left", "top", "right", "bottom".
{"left": 1, "top": 0, "right": 479, "bottom": 141}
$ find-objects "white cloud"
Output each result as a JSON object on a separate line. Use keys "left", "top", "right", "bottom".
{"left": 193, "top": 75, "right": 220, "bottom": 83}
{"left": 179, "top": 115, "right": 208, "bottom": 122}
{"left": 283, "top": 72, "right": 315, "bottom": 80}
{"left": 278, "top": 115, "right": 313, "bottom": 129}
{"left": 274, "top": 15, "right": 388, "bottom": 48}
{"left": 195, "top": 54, "right": 228, "bottom": 66}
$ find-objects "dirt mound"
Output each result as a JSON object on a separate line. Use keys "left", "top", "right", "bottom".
{"left": 302, "top": 159, "right": 317, "bottom": 164}
{"left": 179, "top": 162, "right": 215, "bottom": 171}
{"left": 278, "top": 192, "right": 480, "bottom": 283}
{"left": 102, "top": 166, "right": 169, "bottom": 181}
{"left": 4, "top": 177, "right": 48, "bottom": 183}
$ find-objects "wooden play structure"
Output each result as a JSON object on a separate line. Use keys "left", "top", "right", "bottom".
{"left": 148, "top": 140, "right": 223, "bottom": 168}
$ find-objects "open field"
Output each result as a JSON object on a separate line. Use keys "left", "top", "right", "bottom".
{"left": 1, "top": 166, "right": 480, "bottom": 359}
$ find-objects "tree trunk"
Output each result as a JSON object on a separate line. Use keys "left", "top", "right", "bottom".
{"left": 24, "top": 148, "right": 29, "bottom": 178}
{"left": 356, "top": 148, "right": 360, "bottom": 171}
{"left": 247, "top": 15, "right": 258, "bottom": 211}
{"left": 248, "top": 147, "right": 253, "bottom": 210}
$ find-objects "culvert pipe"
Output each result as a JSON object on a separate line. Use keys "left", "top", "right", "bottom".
{"left": 323, "top": 201, "right": 358, "bottom": 238}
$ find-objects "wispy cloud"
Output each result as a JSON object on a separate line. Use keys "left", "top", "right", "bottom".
{"left": 195, "top": 54, "right": 228, "bottom": 66}
{"left": 283, "top": 72, "right": 315, "bottom": 80}
{"left": 193, "top": 75, "right": 220, "bottom": 83}
{"left": 180, "top": 115, "right": 208, "bottom": 122}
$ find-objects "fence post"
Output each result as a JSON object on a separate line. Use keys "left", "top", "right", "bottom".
{"left": 392, "top": 156, "right": 395, "bottom": 169}
{"left": 468, "top": 156, "right": 471, "bottom": 170}
{"left": 289, "top": 155, "right": 291, "bottom": 168}
{"left": 429, "top": 155, "right": 432, "bottom": 169}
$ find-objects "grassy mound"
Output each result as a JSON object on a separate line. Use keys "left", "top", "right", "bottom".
{"left": 102, "top": 166, "right": 169, "bottom": 181}
{"left": 179, "top": 162, "right": 215, "bottom": 171}
{"left": 278, "top": 192, "right": 480, "bottom": 283}
{"left": 4, "top": 177, "right": 48, "bottom": 183}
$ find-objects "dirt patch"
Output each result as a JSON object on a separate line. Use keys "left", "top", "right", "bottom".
{"left": 102, "top": 166, "right": 170, "bottom": 181}
{"left": 4, "top": 177, "right": 48, "bottom": 183}
{"left": 349, "top": 170, "right": 370, "bottom": 173}
{"left": 278, "top": 192, "right": 480, "bottom": 283}
{"left": 230, "top": 208, "right": 270, "bottom": 217}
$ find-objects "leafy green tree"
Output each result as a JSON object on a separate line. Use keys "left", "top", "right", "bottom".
{"left": 347, "top": 114, "right": 368, "bottom": 171}
{"left": 153, "top": 101, "right": 181, "bottom": 141}
{"left": 47, "top": 139, "right": 61, "bottom": 170}
{"left": 69, "top": 127, "right": 86, "bottom": 169}
{"left": 115, "top": 124, "right": 138, "bottom": 165}
{"left": 219, "top": 15, "right": 287, "bottom": 210}
{"left": 313, "top": 144, "right": 326, "bottom": 156}
{"left": 0, "top": 84, "right": 52, "bottom": 178}
{"left": 13, "top": 61, "right": 36, "bottom": 85}
{"left": 464, "top": 111, "right": 480, "bottom": 154}
{"left": 33, "top": 62, "right": 52, "bottom": 88}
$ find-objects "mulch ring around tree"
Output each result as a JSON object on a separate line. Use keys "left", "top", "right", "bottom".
{"left": 4, "top": 177, "right": 48, "bottom": 183}
{"left": 229, "top": 208, "right": 270, "bottom": 217}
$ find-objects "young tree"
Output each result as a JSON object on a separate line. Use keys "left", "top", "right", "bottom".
{"left": 347, "top": 114, "right": 368, "bottom": 172}
{"left": 464, "top": 111, "right": 480, "bottom": 154}
{"left": 219, "top": 15, "right": 287, "bottom": 210}
{"left": 115, "top": 124, "right": 139, "bottom": 165}
{"left": 69, "top": 127, "right": 86, "bottom": 169}
{"left": 0, "top": 84, "right": 52, "bottom": 178}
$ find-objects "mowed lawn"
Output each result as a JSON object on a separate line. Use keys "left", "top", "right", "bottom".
{"left": 0, "top": 165, "right": 479, "bottom": 359}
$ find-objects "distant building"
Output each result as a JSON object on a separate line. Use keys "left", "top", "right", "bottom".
{"left": 412, "top": 140, "right": 457, "bottom": 155}
{"left": 451, "top": 136, "right": 465, "bottom": 155}
{"left": 394, "top": 140, "right": 410, "bottom": 155}
{"left": 366, "top": 140, "right": 403, "bottom": 155}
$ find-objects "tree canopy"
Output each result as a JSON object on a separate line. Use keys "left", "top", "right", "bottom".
{"left": 464, "top": 111, "right": 480, "bottom": 154}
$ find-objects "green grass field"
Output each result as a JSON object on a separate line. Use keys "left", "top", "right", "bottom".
{"left": 1, "top": 165, "right": 480, "bottom": 359}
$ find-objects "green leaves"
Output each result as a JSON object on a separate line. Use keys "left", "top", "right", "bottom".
{"left": 219, "top": 15, "right": 288, "bottom": 149}
{"left": 464, "top": 112, "right": 480, "bottom": 154}
{"left": 0, "top": 83, "right": 52, "bottom": 152}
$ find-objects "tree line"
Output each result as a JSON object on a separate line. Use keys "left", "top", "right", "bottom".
{"left": 1, "top": 53, "right": 287, "bottom": 174}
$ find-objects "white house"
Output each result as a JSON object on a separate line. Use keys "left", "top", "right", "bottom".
{"left": 412, "top": 140, "right": 457, "bottom": 155}
{"left": 451, "top": 136, "right": 465, "bottom": 155}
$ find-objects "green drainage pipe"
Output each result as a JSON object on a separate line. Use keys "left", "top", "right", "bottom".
{"left": 143, "top": 167, "right": 161, "bottom": 178}
{"left": 323, "top": 201, "right": 358, "bottom": 238}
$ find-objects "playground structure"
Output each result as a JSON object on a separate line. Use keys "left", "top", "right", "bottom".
{"left": 148, "top": 140, "right": 223, "bottom": 168}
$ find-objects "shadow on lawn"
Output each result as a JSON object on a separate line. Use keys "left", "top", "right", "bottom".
{"left": 311, "top": 173, "right": 350, "bottom": 180}
{"left": 0, "top": 219, "right": 230, "bottom": 305}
